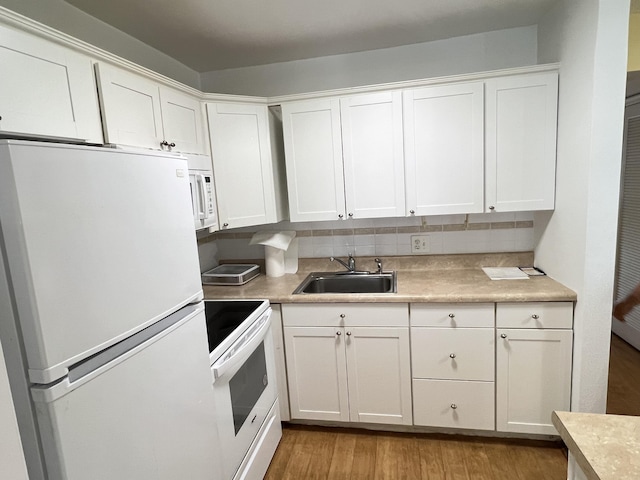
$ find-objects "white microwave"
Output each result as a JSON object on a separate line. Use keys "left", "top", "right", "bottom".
{"left": 185, "top": 154, "right": 218, "bottom": 232}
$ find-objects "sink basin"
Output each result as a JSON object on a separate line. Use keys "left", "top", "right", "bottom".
{"left": 293, "top": 271, "right": 397, "bottom": 294}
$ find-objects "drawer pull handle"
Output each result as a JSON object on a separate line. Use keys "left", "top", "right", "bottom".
{"left": 500, "top": 333, "right": 507, "bottom": 339}
{"left": 449, "top": 353, "right": 456, "bottom": 359}
{"left": 532, "top": 314, "right": 540, "bottom": 319}
{"left": 448, "top": 313, "right": 455, "bottom": 319}
{"left": 340, "top": 314, "right": 345, "bottom": 319}
{"left": 336, "top": 331, "right": 341, "bottom": 336}
{"left": 451, "top": 404, "right": 458, "bottom": 410}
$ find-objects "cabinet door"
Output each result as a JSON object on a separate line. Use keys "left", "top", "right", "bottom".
{"left": 485, "top": 72, "right": 558, "bottom": 212}
{"left": 281, "top": 99, "right": 346, "bottom": 222}
{"left": 96, "top": 63, "right": 164, "bottom": 149}
{"left": 206, "top": 103, "right": 277, "bottom": 229}
{"left": 0, "top": 24, "right": 102, "bottom": 143}
{"left": 496, "top": 328, "right": 572, "bottom": 435}
{"left": 340, "top": 92, "right": 405, "bottom": 219}
{"left": 159, "top": 87, "right": 206, "bottom": 154}
{"left": 404, "top": 82, "right": 484, "bottom": 216}
{"left": 283, "top": 326, "right": 349, "bottom": 422}
{"left": 345, "top": 327, "right": 412, "bottom": 425}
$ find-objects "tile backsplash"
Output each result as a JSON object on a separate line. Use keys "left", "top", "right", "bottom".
{"left": 199, "top": 212, "right": 534, "bottom": 264}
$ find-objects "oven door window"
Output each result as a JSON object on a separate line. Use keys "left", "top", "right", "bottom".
{"left": 229, "top": 341, "right": 268, "bottom": 435}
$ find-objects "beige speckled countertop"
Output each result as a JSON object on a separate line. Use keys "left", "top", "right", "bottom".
{"left": 552, "top": 411, "right": 640, "bottom": 480}
{"left": 203, "top": 253, "right": 577, "bottom": 303}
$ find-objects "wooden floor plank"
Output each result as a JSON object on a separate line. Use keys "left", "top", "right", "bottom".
{"left": 484, "top": 442, "right": 522, "bottom": 480}
{"left": 326, "top": 431, "right": 357, "bottom": 480}
{"left": 350, "top": 432, "right": 377, "bottom": 480}
{"left": 440, "top": 439, "right": 470, "bottom": 480}
{"left": 416, "top": 436, "right": 446, "bottom": 480}
{"left": 607, "top": 334, "right": 640, "bottom": 415}
{"left": 461, "top": 439, "right": 494, "bottom": 480}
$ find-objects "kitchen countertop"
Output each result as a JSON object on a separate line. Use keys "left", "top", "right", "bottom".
{"left": 202, "top": 253, "right": 577, "bottom": 303}
{"left": 552, "top": 411, "right": 640, "bottom": 480}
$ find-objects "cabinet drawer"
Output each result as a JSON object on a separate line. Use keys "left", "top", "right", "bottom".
{"left": 411, "top": 328, "right": 494, "bottom": 381}
{"left": 282, "top": 303, "right": 408, "bottom": 327}
{"left": 413, "top": 379, "right": 494, "bottom": 431}
{"left": 410, "top": 303, "right": 494, "bottom": 328}
{"left": 496, "top": 302, "right": 573, "bottom": 329}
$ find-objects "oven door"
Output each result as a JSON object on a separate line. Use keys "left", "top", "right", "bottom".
{"left": 211, "top": 308, "right": 277, "bottom": 480}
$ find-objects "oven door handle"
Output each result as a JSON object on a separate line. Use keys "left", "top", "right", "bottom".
{"left": 212, "top": 309, "right": 272, "bottom": 383}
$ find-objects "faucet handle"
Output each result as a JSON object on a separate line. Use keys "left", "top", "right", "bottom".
{"left": 375, "top": 258, "right": 383, "bottom": 274}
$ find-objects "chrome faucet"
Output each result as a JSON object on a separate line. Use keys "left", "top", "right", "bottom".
{"left": 375, "top": 258, "right": 383, "bottom": 274}
{"left": 330, "top": 253, "right": 356, "bottom": 272}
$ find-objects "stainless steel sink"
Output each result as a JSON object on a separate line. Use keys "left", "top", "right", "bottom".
{"left": 293, "top": 271, "right": 397, "bottom": 294}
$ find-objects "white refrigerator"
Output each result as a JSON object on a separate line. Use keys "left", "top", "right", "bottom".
{"left": 0, "top": 140, "right": 222, "bottom": 480}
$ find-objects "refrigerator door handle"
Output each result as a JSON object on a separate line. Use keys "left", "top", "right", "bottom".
{"left": 212, "top": 309, "right": 271, "bottom": 383}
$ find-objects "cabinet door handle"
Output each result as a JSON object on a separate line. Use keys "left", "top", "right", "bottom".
{"left": 489, "top": 205, "right": 495, "bottom": 211}
{"left": 500, "top": 333, "right": 507, "bottom": 339}
{"left": 338, "top": 214, "right": 344, "bottom": 219}
{"left": 346, "top": 331, "right": 352, "bottom": 336}
{"left": 348, "top": 213, "right": 353, "bottom": 218}
{"left": 336, "top": 331, "right": 341, "bottom": 336}
{"left": 340, "top": 314, "right": 345, "bottom": 319}
{"left": 450, "top": 404, "right": 458, "bottom": 410}
{"left": 409, "top": 209, "right": 415, "bottom": 215}
{"left": 531, "top": 314, "right": 540, "bottom": 319}
{"left": 448, "top": 313, "right": 455, "bottom": 319}
{"left": 223, "top": 223, "right": 229, "bottom": 227}
{"left": 449, "top": 353, "right": 456, "bottom": 359}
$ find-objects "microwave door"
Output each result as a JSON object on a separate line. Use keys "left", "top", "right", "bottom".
{"left": 189, "top": 173, "right": 204, "bottom": 229}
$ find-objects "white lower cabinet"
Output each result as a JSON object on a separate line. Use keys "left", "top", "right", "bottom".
{"left": 495, "top": 302, "right": 573, "bottom": 435}
{"left": 282, "top": 304, "right": 412, "bottom": 425}
{"left": 410, "top": 303, "right": 495, "bottom": 431}
{"left": 269, "top": 305, "right": 290, "bottom": 422}
{"left": 496, "top": 327, "right": 573, "bottom": 435}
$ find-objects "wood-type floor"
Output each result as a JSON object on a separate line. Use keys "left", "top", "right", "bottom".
{"left": 607, "top": 333, "right": 640, "bottom": 415}
{"left": 265, "top": 334, "right": 640, "bottom": 479}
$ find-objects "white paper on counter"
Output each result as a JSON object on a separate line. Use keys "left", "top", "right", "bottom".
{"left": 482, "top": 267, "right": 529, "bottom": 280}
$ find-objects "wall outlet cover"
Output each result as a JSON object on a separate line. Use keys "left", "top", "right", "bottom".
{"left": 411, "top": 235, "right": 430, "bottom": 254}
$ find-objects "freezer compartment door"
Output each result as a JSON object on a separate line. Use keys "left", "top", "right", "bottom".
{"left": 0, "top": 141, "right": 203, "bottom": 383}
{"left": 31, "top": 307, "right": 222, "bottom": 480}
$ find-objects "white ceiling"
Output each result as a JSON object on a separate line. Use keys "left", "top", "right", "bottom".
{"left": 64, "top": 0, "right": 559, "bottom": 72}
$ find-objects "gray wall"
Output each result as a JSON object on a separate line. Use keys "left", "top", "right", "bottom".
{"left": 200, "top": 26, "right": 538, "bottom": 96}
{"left": 0, "top": 0, "right": 201, "bottom": 89}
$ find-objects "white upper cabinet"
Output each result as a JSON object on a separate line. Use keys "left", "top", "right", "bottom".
{"left": 485, "top": 72, "right": 558, "bottom": 212}
{"left": 96, "top": 63, "right": 206, "bottom": 154}
{"left": 340, "top": 92, "right": 405, "bottom": 219}
{"left": 282, "top": 93, "right": 405, "bottom": 222}
{"left": 403, "top": 82, "right": 485, "bottom": 216}
{"left": 281, "top": 98, "right": 345, "bottom": 222}
{"left": 0, "top": 23, "right": 102, "bottom": 143}
{"left": 206, "top": 102, "right": 284, "bottom": 229}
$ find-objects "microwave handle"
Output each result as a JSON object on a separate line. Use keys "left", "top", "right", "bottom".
{"left": 197, "top": 175, "right": 207, "bottom": 220}
{"left": 212, "top": 309, "right": 272, "bottom": 383}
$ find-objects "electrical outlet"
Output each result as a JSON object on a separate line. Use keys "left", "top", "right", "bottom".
{"left": 411, "top": 235, "right": 430, "bottom": 254}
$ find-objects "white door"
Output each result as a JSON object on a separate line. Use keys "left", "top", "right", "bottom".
{"left": 485, "top": 72, "right": 558, "bottom": 212}
{"left": 160, "top": 87, "right": 206, "bottom": 155}
{"left": 31, "top": 307, "right": 222, "bottom": 480}
{"left": 207, "top": 103, "right": 277, "bottom": 229}
{"left": 283, "top": 326, "right": 349, "bottom": 422}
{"left": 340, "top": 91, "right": 405, "bottom": 219}
{"left": 404, "top": 82, "right": 484, "bottom": 216}
{"left": 0, "top": 24, "right": 102, "bottom": 143}
{"left": 281, "top": 98, "right": 346, "bottom": 222}
{"left": 496, "top": 328, "right": 572, "bottom": 435}
{"left": 96, "top": 63, "right": 164, "bottom": 149}
{"left": 345, "top": 327, "right": 412, "bottom": 425}
{"left": 0, "top": 141, "right": 202, "bottom": 384}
